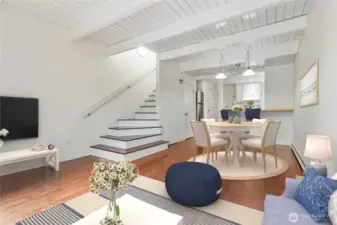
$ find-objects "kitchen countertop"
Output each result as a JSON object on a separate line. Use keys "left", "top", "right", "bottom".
{"left": 261, "top": 109, "right": 294, "bottom": 113}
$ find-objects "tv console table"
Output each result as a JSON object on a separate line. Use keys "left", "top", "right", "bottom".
{"left": 0, "top": 148, "right": 59, "bottom": 171}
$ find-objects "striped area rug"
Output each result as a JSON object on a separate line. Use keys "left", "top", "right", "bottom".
{"left": 17, "top": 186, "right": 239, "bottom": 225}
{"left": 16, "top": 204, "right": 83, "bottom": 225}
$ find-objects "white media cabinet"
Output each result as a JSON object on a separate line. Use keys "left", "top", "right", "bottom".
{"left": 0, "top": 148, "right": 59, "bottom": 171}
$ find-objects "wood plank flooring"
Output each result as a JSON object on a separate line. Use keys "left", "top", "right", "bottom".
{"left": 0, "top": 139, "right": 302, "bottom": 225}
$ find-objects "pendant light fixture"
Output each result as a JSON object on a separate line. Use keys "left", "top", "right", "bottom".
{"left": 242, "top": 46, "right": 256, "bottom": 76}
{"left": 215, "top": 51, "right": 227, "bottom": 79}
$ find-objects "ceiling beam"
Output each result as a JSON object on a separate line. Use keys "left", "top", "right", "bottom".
{"left": 160, "top": 16, "right": 307, "bottom": 60}
{"left": 105, "top": 0, "right": 285, "bottom": 56}
{"left": 68, "top": 0, "right": 160, "bottom": 41}
{"left": 181, "top": 41, "right": 300, "bottom": 72}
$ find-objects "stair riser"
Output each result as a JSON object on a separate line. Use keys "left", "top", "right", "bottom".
{"left": 100, "top": 135, "right": 163, "bottom": 149}
{"left": 135, "top": 113, "right": 159, "bottom": 119}
{"left": 149, "top": 96, "right": 156, "bottom": 100}
{"left": 144, "top": 102, "right": 156, "bottom": 106}
{"left": 118, "top": 120, "right": 160, "bottom": 127}
{"left": 108, "top": 128, "right": 162, "bottom": 136}
{"left": 140, "top": 107, "right": 156, "bottom": 112}
{"left": 90, "top": 143, "right": 168, "bottom": 162}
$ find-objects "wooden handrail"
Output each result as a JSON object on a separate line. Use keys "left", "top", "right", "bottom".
{"left": 80, "top": 68, "right": 156, "bottom": 119}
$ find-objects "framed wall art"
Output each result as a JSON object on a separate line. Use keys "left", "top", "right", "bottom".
{"left": 300, "top": 59, "right": 319, "bottom": 107}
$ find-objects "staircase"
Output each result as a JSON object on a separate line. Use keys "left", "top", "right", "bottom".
{"left": 90, "top": 90, "right": 168, "bottom": 162}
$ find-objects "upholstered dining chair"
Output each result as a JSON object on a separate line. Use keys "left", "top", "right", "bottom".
{"left": 201, "top": 118, "right": 229, "bottom": 139}
{"left": 241, "top": 120, "right": 281, "bottom": 173}
{"left": 190, "top": 120, "right": 229, "bottom": 164}
{"left": 249, "top": 118, "right": 267, "bottom": 137}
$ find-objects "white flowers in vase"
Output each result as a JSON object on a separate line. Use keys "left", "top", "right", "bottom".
{"left": 231, "top": 105, "right": 245, "bottom": 124}
{"left": 0, "top": 128, "right": 9, "bottom": 148}
{"left": 89, "top": 159, "right": 138, "bottom": 225}
{"left": 232, "top": 104, "right": 245, "bottom": 113}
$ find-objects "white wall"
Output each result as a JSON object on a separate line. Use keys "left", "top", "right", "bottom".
{"left": 223, "top": 84, "right": 234, "bottom": 109}
{"left": 0, "top": 6, "right": 157, "bottom": 175}
{"left": 157, "top": 59, "right": 185, "bottom": 144}
{"left": 293, "top": 0, "right": 337, "bottom": 175}
{"left": 265, "top": 64, "right": 294, "bottom": 110}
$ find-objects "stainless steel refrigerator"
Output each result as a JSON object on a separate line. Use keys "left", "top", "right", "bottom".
{"left": 196, "top": 91, "right": 204, "bottom": 121}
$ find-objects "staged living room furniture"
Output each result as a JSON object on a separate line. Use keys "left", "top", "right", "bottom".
{"left": 73, "top": 194, "right": 183, "bottom": 225}
{"left": 190, "top": 120, "right": 228, "bottom": 164}
{"left": 241, "top": 121, "right": 281, "bottom": 173}
{"left": 208, "top": 121, "right": 264, "bottom": 166}
{"left": 165, "top": 162, "right": 222, "bottom": 207}
{"left": 0, "top": 148, "right": 59, "bottom": 171}
{"left": 263, "top": 178, "right": 332, "bottom": 225}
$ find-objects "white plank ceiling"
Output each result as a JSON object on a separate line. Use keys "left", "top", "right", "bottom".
{"left": 145, "top": 0, "right": 310, "bottom": 53}
{"left": 4, "top": 0, "right": 122, "bottom": 29}
{"left": 3, "top": 0, "right": 315, "bottom": 77}
{"left": 85, "top": 0, "right": 230, "bottom": 46}
{"left": 178, "top": 30, "right": 304, "bottom": 63}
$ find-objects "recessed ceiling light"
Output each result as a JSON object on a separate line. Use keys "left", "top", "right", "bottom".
{"left": 137, "top": 46, "right": 149, "bottom": 57}
{"left": 215, "top": 21, "right": 227, "bottom": 29}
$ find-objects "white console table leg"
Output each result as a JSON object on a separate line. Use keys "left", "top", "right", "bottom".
{"left": 45, "top": 151, "right": 60, "bottom": 171}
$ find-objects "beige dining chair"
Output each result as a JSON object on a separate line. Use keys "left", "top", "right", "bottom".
{"left": 190, "top": 120, "right": 229, "bottom": 164}
{"left": 201, "top": 118, "right": 230, "bottom": 140}
{"left": 241, "top": 120, "right": 281, "bottom": 173}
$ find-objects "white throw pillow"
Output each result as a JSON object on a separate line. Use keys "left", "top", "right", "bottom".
{"left": 329, "top": 190, "right": 337, "bottom": 225}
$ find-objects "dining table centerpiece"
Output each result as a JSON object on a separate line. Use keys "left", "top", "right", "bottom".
{"left": 231, "top": 104, "right": 245, "bottom": 123}
{"left": 89, "top": 159, "right": 138, "bottom": 225}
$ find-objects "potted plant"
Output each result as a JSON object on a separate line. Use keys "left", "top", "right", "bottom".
{"left": 231, "top": 104, "right": 245, "bottom": 124}
{"left": 89, "top": 159, "right": 138, "bottom": 225}
{"left": 246, "top": 100, "right": 254, "bottom": 109}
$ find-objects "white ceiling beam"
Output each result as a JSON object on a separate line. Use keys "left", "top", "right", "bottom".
{"left": 105, "top": 0, "right": 286, "bottom": 56}
{"left": 160, "top": 16, "right": 307, "bottom": 60}
{"left": 68, "top": 0, "right": 160, "bottom": 41}
{"left": 181, "top": 41, "right": 300, "bottom": 72}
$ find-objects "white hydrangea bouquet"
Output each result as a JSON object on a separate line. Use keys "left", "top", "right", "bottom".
{"left": 232, "top": 104, "right": 245, "bottom": 113}
{"left": 231, "top": 104, "right": 245, "bottom": 123}
{"left": 89, "top": 159, "right": 138, "bottom": 225}
{"left": 0, "top": 128, "right": 9, "bottom": 148}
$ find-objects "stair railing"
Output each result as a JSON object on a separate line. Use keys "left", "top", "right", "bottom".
{"left": 80, "top": 68, "right": 156, "bottom": 119}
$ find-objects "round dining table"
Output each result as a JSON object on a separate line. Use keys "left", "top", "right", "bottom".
{"left": 207, "top": 122, "right": 264, "bottom": 165}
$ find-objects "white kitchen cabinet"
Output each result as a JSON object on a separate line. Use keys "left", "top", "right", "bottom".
{"left": 242, "top": 83, "right": 261, "bottom": 100}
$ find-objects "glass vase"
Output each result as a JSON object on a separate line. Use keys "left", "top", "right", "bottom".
{"left": 101, "top": 190, "right": 123, "bottom": 225}
{"left": 233, "top": 112, "right": 241, "bottom": 124}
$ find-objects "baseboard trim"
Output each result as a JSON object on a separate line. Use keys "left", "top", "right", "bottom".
{"left": 291, "top": 144, "right": 306, "bottom": 171}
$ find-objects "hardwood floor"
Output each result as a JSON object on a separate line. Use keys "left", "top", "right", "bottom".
{"left": 0, "top": 139, "right": 302, "bottom": 224}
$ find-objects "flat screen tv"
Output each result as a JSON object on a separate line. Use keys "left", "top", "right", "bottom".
{"left": 0, "top": 96, "right": 39, "bottom": 140}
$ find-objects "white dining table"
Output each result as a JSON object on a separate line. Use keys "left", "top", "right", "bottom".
{"left": 208, "top": 122, "right": 264, "bottom": 165}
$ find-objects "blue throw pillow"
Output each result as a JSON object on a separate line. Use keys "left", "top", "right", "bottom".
{"left": 295, "top": 169, "right": 337, "bottom": 222}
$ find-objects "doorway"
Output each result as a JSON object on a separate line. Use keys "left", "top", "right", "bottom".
{"left": 184, "top": 84, "right": 195, "bottom": 139}
{"left": 207, "top": 87, "right": 218, "bottom": 119}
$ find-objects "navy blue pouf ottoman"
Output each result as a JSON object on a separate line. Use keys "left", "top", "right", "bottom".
{"left": 165, "top": 162, "right": 222, "bottom": 207}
